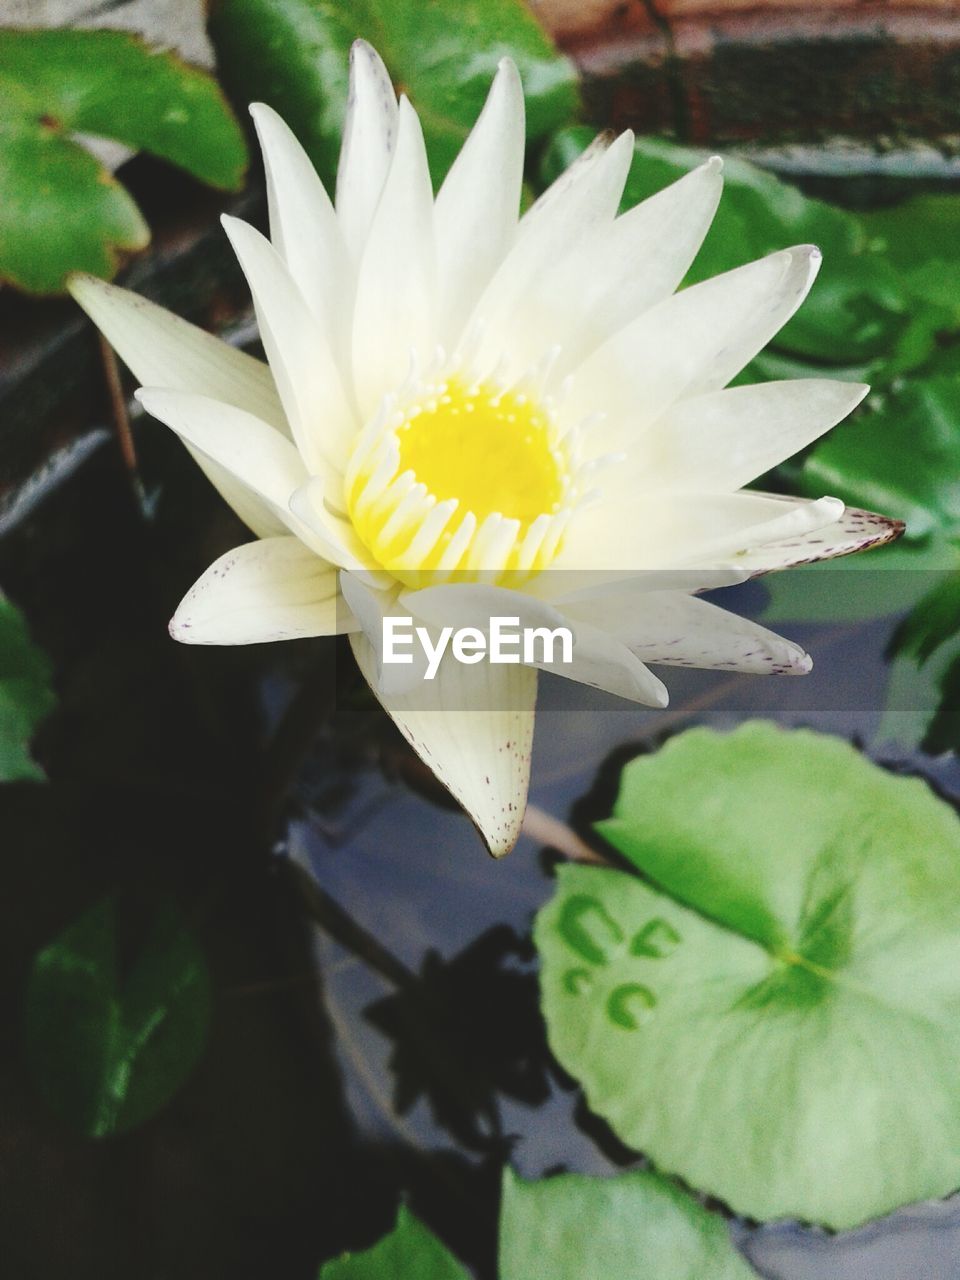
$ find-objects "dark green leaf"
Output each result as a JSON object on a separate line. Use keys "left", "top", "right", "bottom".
{"left": 24, "top": 896, "right": 210, "bottom": 1136}
{"left": 319, "top": 1206, "right": 468, "bottom": 1279}
{"left": 802, "top": 374, "right": 960, "bottom": 542}
{"left": 499, "top": 1168, "right": 756, "bottom": 1280}
{"left": 0, "top": 596, "right": 56, "bottom": 781}
{"left": 924, "top": 648, "right": 960, "bottom": 755}
{"left": 209, "top": 0, "right": 578, "bottom": 187}
{"left": 0, "top": 28, "right": 247, "bottom": 293}
{"left": 894, "top": 569, "right": 960, "bottom": 664}
{"left": 536, "top": 723, "right": 960, "bottom": 1228}
{"left": 761, "top": 536, "right": 957, "bottom": 626}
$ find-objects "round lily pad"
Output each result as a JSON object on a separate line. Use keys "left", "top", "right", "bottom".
{"left": 499, "top": 1167, "right": 756, "bottom": 1280}
{"left": 535, "top": 722, "right": 960, "bottom": 1228}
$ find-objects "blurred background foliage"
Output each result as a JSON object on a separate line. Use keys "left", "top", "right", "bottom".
{"left": 3, "top": 0, "right": 960, "bottom": 1277}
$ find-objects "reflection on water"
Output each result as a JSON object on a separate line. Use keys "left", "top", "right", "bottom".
{"left": 294, "top": 614, "right": 960, "bottom": 1279}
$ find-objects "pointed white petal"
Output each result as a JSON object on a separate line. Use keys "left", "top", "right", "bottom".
{"left": 136, "top": 387, "right": 307, "bottom": 512}
{"left": 67, "top": 274, "right": 287, "bottom": 432}
{"left": 336, "top": 40, "right": 399, "bottom": 263}
{"left": 538, "top": 613, "right": 669, "bottom": 705}
{"left": 352, "top": 97, "right": 436, "bottom": 420}
{"left": 463, "top": 131, "right": 636, "bottom": 382}
{"left": 520, "top": 130, "right": 614, "bottom": 228}
{"left": 68, "top": 275, "right": 293, "bottom": 538}
{"left": 564, "top": 589, "right": 811, "bottom": 675}
{"left": 351, "top": 631, "right": 536, "bottom": 857}
{"left": 222, "top": 216, "right": 356, "bottom": 474}
{"left": 738, "top": 505, "right": 905, "bottom": 574}
{"left": 606, "top": 379, "right": 869, "bottom": 497}
{"left": 547, "top": 157, "right": 724, "bottom": 374}
{"left": 535, "top": 567, "right": 750, "bottom": 604}
{"left": 170, "top": 537, "right": 354, "bottom": 645}
{"left": 250, "top": 103, "right": 348, "bottom": 352}
{"left": 434, "top": 58, "right": 525, "bottom": 340}
{"left": 400, "top": 582, "right": 570, "bottom": 636}
{"left": 568, "top": 246, "right": 822, "bottom": 454}
{"left": 557, "top": 491, "right": 843, "bottom": 572}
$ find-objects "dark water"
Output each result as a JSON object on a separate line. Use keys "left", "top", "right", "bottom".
{"left": 2, "top": 427, "right": 959, "bottom": 1278}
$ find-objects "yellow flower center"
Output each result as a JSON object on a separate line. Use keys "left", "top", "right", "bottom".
{"left": 345, "top": 376, "right": 572, "bottom": 589}
{"left": 396, "top": 382, "right": 564, "bottom": 526}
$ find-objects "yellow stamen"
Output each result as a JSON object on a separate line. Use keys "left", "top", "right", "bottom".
{"left": 396, "top": 380, "right": 563, "bottom": 525}
{"left": 346, "top": 377, "right": 570, "bottom": 587}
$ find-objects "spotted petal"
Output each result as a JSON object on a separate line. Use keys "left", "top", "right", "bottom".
{"left": 336, "top": 40, "right": 398, "bottom": 263}
{"left": 351, "top": 630, "right": 536, "bottom": 857}
{"left": 563, "top": 590, "right": 812, "bottom": 675}
{"left": 170, "top": 537, "right": 354, "bottom": 645}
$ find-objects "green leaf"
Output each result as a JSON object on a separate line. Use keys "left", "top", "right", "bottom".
{"left": 535, "top": 722, "right": 960, "bottom": 1228}
{"left": 894, "top": 569, "right": 960, "bottom": 664}
{"left": 208, "top": 0, "right": 579, "bottom": 187}
{"left": 499, "top": 1168, "right": 756, "bottom": 1280}
{"left": 24, "top": 895, "right": 211, "bottom": 1137}
{"left": 540, "top": 128, "right": 908, "bottom": 366}
{"left": 802, "top": 374, "right": 960, "bottom": 542}
{"left": 0, "top": 596, "right": 56, "bottom": 781}
{"left": 319, "top": 1206, "right": 468, "bottom": 1280}
{"left": 760, "top": 536, "right": 957, "bottom": 626}
{"left": 924, "top": 648, "right": 960, "bottom": 755}
{"left": 0, "top": 28, "right": 247, "bottom": 293}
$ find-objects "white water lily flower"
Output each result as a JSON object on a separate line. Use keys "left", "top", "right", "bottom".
{"left": 69, "top": 41, "right": 901, "bottom": 856}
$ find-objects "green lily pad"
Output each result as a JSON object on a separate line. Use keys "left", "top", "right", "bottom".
{"left": 24, "top": 895, "right": 211, "bottom": 1137}
{"left": 317, "top": 1171, "right": 755, "bottom": 1279}
{"left": 0, "top": 596, "right": 56, "bottom": 781}
{"left": 535, "top": 722, "right": 960, "bottom": 1228}
{"left": 0, "top": 28, "right": 247, "bottom": 293}
{"left": 499, "top": 1168, "right": 756, "bottom": 1280}
{"left": 208, "top": 0, "right": 579, "bottom": 187}
{"left": 319, "top": 1205, "right": 468, "bottom": 1279}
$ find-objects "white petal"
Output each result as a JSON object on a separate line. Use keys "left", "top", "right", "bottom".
{"left": 607, "top": 379, "right": 869, "bottom": 497}
{"left": 136, "top": 387, "right": 306, "bottom": 511}
{"left": 170, "top": 537, "right": 354, "bottom": 645}
{"left": 463, "top": 131, "right": 636, "bottom": 382}
{"left": 535, "top": 567, "right": 750, "bottom": 604}
{"left": 545, "top": 157, "right": 724, "bottom": 375}
{"left": 737, "top": 505, "right": 905, "bottom": 574}
{"left": 568, "top": 246, "right": 821, "bottom": 454}
{"left": 67, "top": 274, "right": 287, "bottom": 431}
{"left": 563, "top": 589, "right": 811, "bottom": 675}
{"left": 336, "top": 40, "right": 398, "bottom": 263}
{"left": 250, "top": 103, "right": 348, "bottom": 352}
{"left": 402, "top": 582, "right": 666, "bottom": 705}
{"left": 520, "top": 130, "right": 615, "bottom": 228}
{"left": 340, "top": 571, "right": 427, "bottom": 694}
{"left": 222, "top": 215, "right": 356, "bottom": 474}
{"left": 537, "top": 614, "right": 669, "bottom": 706}
{"left": 68, "top": 275, "right": 292, "bottom": 538}
{"left": 290, "top": 476, "right": 388, "bottom": 579}
{"left": 351, "top": 631, "right": 536, "bottom": 857}
{"left": 557, "top": 491, "right": 843, "bottom": 572}
{"left": 400, "top": 582, "right": 571, "bottom": 637}
{"left": 434, "top": 58, "right": 525, "bottom": 340}
{"left": 352, "top": 96, "right": 436, "bottom": 420}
